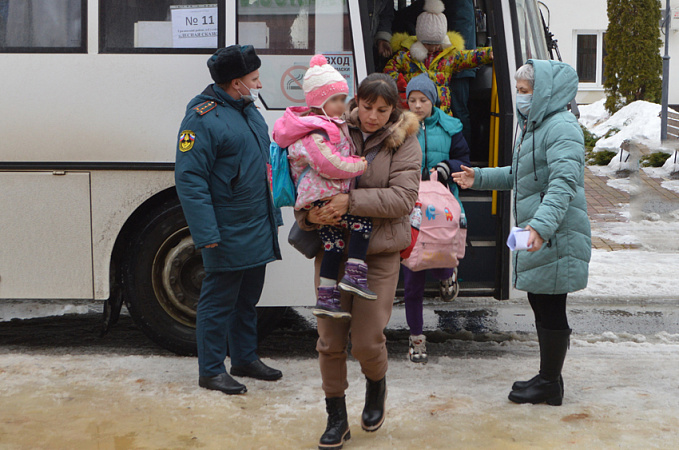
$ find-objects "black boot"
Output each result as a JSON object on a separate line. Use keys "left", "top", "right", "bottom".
{"left": 361, "top": 376, "right": 387, "bottom": 432}
{"left": 512, "top": 324, "right": 565, "bottom": 393}
{"left": 509, "top": 328, "right": 571, "bottom": 406}
{"left": 230, "top": 359, "right": 282, "bottom": 381}
{"left": 318, "top": 396, "right": 350, "bottom": 450}
{"left": 198, "top": 372, "right": 247, "bottom": 395}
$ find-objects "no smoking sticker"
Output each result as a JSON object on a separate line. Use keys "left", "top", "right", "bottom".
{"left": 280, "top": 65, "right": 308, "bottom": 103}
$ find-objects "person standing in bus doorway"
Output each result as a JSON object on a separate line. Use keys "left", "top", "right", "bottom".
{"left": 452, "top": 60, "right": 591, "bottom": 406}
{"left": 384, "top": 0, "right": 493, "bottom": 120}
{"left": 367, "top": 0, "right": 395, "bottom": 72}
{"left": 297, "top": 73, "right": 421, "bottom": 449}
{"left": 175, "top": 44, "right": 283, "bottom": 395}
{"left": 391, "top": 0, "right": 479, "bottom": 147}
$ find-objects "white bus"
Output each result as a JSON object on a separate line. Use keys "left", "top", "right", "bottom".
{"left": 0, "top": 0, "right": 555, "bottom": 354}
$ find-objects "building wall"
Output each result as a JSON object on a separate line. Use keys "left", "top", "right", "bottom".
{"left": 540, "top": 0, "right": 679, "bottom": 106}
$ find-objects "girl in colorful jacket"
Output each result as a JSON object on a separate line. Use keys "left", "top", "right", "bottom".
{"left": 384, "top": 0, "right": 492, "bottom": 116}
{"left": 272, "top": 55, "right": 375, "bottom": 322}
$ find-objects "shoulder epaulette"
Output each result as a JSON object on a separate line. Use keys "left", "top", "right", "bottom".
{"left": 193, "top": 101, "right": 216, "bottom": 116}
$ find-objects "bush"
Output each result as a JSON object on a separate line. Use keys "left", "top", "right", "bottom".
{"left": 581, "top": 125, "right": 599, "bottom": 152}
{"left": 588, "top": 150, "right": 618, "bottom": 166}
{"left": 640, "top": 152, "right": 670, "bottom": 167}
{"left": 603, "top": 127, "right": 620, "bottom": 139}
{"left": 604, "top": 0, "right": 662, "bottom": 113}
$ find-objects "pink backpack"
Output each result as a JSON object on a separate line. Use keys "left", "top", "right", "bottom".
{"left": 401, "top": 171, "right": 466, "bottom": 272}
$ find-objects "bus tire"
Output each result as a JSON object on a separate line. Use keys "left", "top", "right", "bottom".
{"left": 122, "top": 198, "right": 286, "bottom": 356}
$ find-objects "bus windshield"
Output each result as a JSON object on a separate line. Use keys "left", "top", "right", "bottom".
{"left": 514, "top": 0, "right": 550, "bottom": 64}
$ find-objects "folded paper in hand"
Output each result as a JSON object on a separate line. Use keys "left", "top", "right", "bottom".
{"left": 506, "top": 227, "right": 532, "bottom": 251}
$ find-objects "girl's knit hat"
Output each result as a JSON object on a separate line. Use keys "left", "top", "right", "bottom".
{"left": 406, "top": 73, "right": 438, "bottom": 106}
{"left": 416, "top": 0, "right": 447, "bottom": 44}
{"left": 303, "top": 54, "right": 349, "bottom": 109}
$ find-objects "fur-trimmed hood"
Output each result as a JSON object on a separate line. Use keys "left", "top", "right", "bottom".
{"left": 345, "top": 106, "right": 420, "bottom": 152}
{"left": 391, "top": 30, "right": 465, "bottom": 62}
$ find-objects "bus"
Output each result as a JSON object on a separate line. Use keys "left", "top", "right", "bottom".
{"left": 0, "top": 0, "right": 554, "bottom": 355}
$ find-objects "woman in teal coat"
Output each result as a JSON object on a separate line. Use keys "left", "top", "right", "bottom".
{"left": 453, "top": 59, "right": 591, "bottom": 406}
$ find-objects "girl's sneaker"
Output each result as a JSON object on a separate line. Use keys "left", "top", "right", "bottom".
{"left": 313, "top": 286, "right": 351, "bottom": 321}
{"left": 439, "top": 268, "right": 459, "bottom": 302}
{"left": 408, "top": 334, "right": 428, "bottom": 364}
{"left": 339, "top": 261, "right": 378, "bottom": 300}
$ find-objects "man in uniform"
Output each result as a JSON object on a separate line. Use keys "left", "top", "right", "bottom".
{"left": 175, "top": 45, "right": 282, "bottom": 395}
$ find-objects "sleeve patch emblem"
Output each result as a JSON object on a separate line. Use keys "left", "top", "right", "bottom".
{"left": 179, "top": 130, "right": 196, "bottom": 152}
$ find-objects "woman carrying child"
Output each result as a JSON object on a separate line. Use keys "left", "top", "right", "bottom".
{"left": 273, "top": 55, "right": 376, "bottom": 322}
{"left": 297, "top": 73, "right": 421, "bottom": 449}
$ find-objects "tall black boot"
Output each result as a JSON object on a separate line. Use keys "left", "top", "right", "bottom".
{"left": 361, "top": 376, "right": 387, "bottom": 432}
{"left": 509, "top": 328, "right": 571, "bottom": 406}
{"left": 318, "top": 396, "right": 350, "bottom": 450}
{"left": 512, "top": 323, "right": 564, "bottom": 393}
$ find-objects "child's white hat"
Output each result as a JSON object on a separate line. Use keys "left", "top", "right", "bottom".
{"left": 416, "top": 0, "right": 447, "bottom": 44}
{"left": 303, "top": 54, "right": 349, "bottom": 109}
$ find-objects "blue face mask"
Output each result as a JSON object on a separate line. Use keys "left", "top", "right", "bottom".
{"left": 516, "top": 93, "right": 532, "bottom": 117}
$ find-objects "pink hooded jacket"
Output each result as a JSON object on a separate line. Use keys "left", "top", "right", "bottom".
{"left": 272, "top": 106, "right": 366, "bottom": 210}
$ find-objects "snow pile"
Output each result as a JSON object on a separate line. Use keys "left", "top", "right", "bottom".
{"left": 579, "top": 100, "right": 679, "bottom": 174}
{"left": 662, "top": 147, "right": 679, "bottom": 175}
{"left": 577, "top": 98, "right": 609, "bottom": 129}
{"left": 579, "top": 99, "right": 675, "bottom": 153}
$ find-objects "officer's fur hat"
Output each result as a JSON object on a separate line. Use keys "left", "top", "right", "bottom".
{"left": 207, "top": 45, "right": 261, "bottom": 84}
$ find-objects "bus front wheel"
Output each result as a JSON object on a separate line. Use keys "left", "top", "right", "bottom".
{"left": 122, "top": 198, "right": 286, "bottom": 356}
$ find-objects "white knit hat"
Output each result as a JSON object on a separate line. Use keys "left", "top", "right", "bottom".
{"left": 416, "top": 0, "right": 447, "bottom": 44}
{"left": 303, "top": 54, "right": 349, "bottom": 109}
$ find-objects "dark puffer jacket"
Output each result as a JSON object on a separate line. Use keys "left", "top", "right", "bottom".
{"left": 175, "top": 84, "right": 281, "bottom": 272}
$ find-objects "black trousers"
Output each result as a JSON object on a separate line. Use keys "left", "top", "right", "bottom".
{"left": 527, "top": 292, "right": 569, "bottom": 330}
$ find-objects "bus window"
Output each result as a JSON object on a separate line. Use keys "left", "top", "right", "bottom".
{"left": 100, "top": 0, "right": 224, "bottom": 53}
{"left": 237, "top": 0, "right": 354, "bottom": 110}
{"left": 0, "top": 0, "right": 85, "bottom": 52}
{"left": 514, "top": 0, "right": 549, "bottom": 64}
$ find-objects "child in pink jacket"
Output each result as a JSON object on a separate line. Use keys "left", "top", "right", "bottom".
{"left": 273, "top": 55, "right": 375, "bottom": 321}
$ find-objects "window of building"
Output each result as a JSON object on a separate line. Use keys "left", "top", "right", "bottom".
{"left": 238, "top": 0, "right": 355, "bottom": 110}
{"left": 575, "top": 31, "right": 606, "bottom": 86}
{"left": 0, "top": 0, "right": 86, "bottom": 52}
{"left": 99, "top": 1, "right": 224, "bottom": 53}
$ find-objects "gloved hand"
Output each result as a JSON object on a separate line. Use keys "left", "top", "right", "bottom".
{"left": 435, "top": 161, "right": 451, "bottom": 186}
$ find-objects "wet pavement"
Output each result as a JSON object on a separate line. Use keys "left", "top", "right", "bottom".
{"left": 585, "top": 167, "right": 679, "bottom": 250}
{"left": 3, "top": 306, "right": 679, "bottom": 450}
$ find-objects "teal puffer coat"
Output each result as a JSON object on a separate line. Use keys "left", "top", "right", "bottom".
{"left": 471, "top": 59, "right": 591, "bottom": 294}
{"left": 175, "top": 84, "right": 281, "bottom": 272}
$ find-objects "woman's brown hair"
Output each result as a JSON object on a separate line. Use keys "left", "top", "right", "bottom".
{"left": 354, "top": 73, "right": 402, "bottom": 122}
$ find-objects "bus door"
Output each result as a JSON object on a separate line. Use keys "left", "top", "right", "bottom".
{"left": 460, "top": 0, "right": 552, "bottom": 299}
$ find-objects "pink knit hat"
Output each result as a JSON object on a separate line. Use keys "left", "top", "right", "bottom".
{"left": 303, "top": 54, "right": 349, "bottom": 109}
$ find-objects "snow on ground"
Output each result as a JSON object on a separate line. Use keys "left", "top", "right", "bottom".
{"left": 2, "top": 338, "right": 679, "bottom": 449}
{"left": 572, "top": 249, "right": 679, "bottom": 299}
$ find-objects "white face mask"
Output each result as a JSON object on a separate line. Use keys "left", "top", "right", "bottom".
{"left": 237, "top": 80, "right": 259, "bottom": 103}
{"left": 516, "top": 93, "right": 532, "bottom": 117}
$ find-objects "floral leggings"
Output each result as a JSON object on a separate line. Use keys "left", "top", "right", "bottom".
{"left": 317, "top": 214, "right": 372, "bottom": 253}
